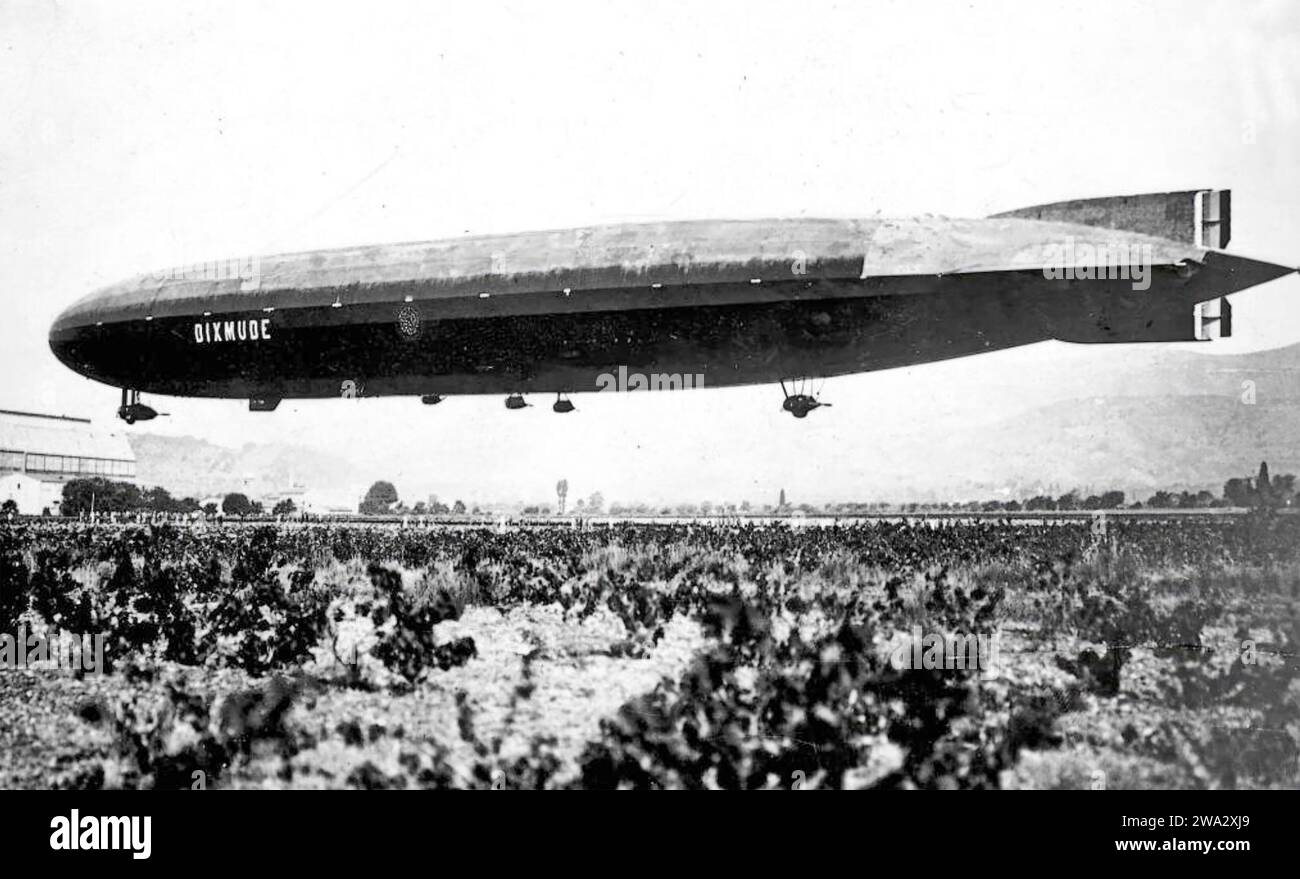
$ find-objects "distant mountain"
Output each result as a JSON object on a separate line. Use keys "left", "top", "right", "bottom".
{"left": 948, "top": 340, "right": 1300, "bottom": 416}
{"left": 937, "top": 394, "right": 1300, "bottom": 499}
{"left": 1086, "top": 342, "right": 1300, "bottom": 402}
{"left": 815, "top": 342, "right": 1300, "bottom": 503}
{"left": 127, "top": 433, "right": 356, "bottom": 500}
{"left": 976, "top": 343, "right": 1300, "bottom": 496}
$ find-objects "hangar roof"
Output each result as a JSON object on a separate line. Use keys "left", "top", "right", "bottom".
{"left": 0, "top": 410, "right": 135, "bottom": 462}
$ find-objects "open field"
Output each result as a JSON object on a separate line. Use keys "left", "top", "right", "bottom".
{"left": 1, "top": 518, "right": 1297, "bottom": 789}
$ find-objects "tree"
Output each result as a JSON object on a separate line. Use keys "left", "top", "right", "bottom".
{"left": 359, "top": 481, "right": 399, "bottom": 514}
{"left": 272, "top": 499, "right": 297, "bottom": 517}
{"left": 144, "top": 485, "right": 175, "bottom": 512}
{"left": 1258, "top": 461, "right": 1272, "bottom": 504}
{"left": 1098, "top": 490, "right": 1125, "bottom": 510}
{"left": 1, "top": 499, "right": 16, "bottom": 517}
{"left": 61, "top": 478, "right": 143, "bottom": 516}
{"left": 1223, "top": 477, "right": 1253, "bottom": 507}
{"left": 452, "top": 499, "right": 466, "bottom": 515}
{"left": 202, "top": 502, "right": 218, "bottom": 516}
{"left": 1146, "top": 490, "right": 1175, "bottom": 509}
{"left": 586, "top": 491, "right": 605, "bottom": 515}
{"left": 222, "top": 492, "right": 253, "bottom": 516}
{"left": 1273, "top": 474, "right": 1296, "bottom": 507}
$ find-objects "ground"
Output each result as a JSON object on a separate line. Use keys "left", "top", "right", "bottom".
{"left": 0, "top": 517, "right": 1296, "bottom": 789}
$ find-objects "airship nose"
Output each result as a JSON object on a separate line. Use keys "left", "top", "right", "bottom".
{"left": 49, "top": 299, "right": 90, "bottom": 370}
{"left": 48, "top": 278, "right": 151, "bottom": 386}
{"left": 50, "top": 283, "right": 107, "bottom": 338}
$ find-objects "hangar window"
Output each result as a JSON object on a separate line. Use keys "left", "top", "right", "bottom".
{"left": 0, "top": 450, "right": 22, "bottom": 471}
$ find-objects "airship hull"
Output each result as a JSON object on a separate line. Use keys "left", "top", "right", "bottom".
{"left": 48, "top": 202, "right": 1295, "bottom": 406}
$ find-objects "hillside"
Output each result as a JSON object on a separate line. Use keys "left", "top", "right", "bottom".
{"left": 941, "top": 394, "right": 1300, "bottom": 498}
{"left": 127, "top": 433, "right": 356, "bottom": 500}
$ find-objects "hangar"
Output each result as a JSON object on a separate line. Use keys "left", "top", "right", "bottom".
{"left": 0, "top": 410, "right": 136, "bottom": 514}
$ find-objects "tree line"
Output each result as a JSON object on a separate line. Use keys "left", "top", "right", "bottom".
{"left": 38, "top": 461, "right": 1296, "bottom": 520}
{"left": 56, "top": 479, "right": 298, "bottom": 518}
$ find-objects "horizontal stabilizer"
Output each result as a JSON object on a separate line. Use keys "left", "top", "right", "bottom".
{"left": 991, "top": 190, "right": 1231, "bottom": 249}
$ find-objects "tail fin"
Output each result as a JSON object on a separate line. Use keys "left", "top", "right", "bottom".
{"left": 991, "top": 189, "right": 1230, "bottom": 249}
{"left": 1194, "top": 296, "right": 1232, "bottom": 340}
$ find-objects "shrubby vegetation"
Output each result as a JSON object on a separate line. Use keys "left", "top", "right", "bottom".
{"left": 1, "top": 516, "right": 1296, "bottom": 788}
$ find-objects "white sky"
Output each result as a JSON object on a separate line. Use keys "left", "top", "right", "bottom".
{"left": 1, "top": 0, "right": 1297, "bottom": 506}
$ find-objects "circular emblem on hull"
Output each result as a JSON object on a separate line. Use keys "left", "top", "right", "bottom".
{"left": 396, "top": 305, "right": 421, "bottom": 340}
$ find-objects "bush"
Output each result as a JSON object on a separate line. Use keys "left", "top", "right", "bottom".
{"left": 365, "top": 564, "right": 475, "bottom": 683}
{"left": 205, "top": 529, "right": 330, "bottom": 674}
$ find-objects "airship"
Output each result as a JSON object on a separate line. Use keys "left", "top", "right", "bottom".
{"left": 49, "top": 189, "right": 1295, "bottom": 421}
